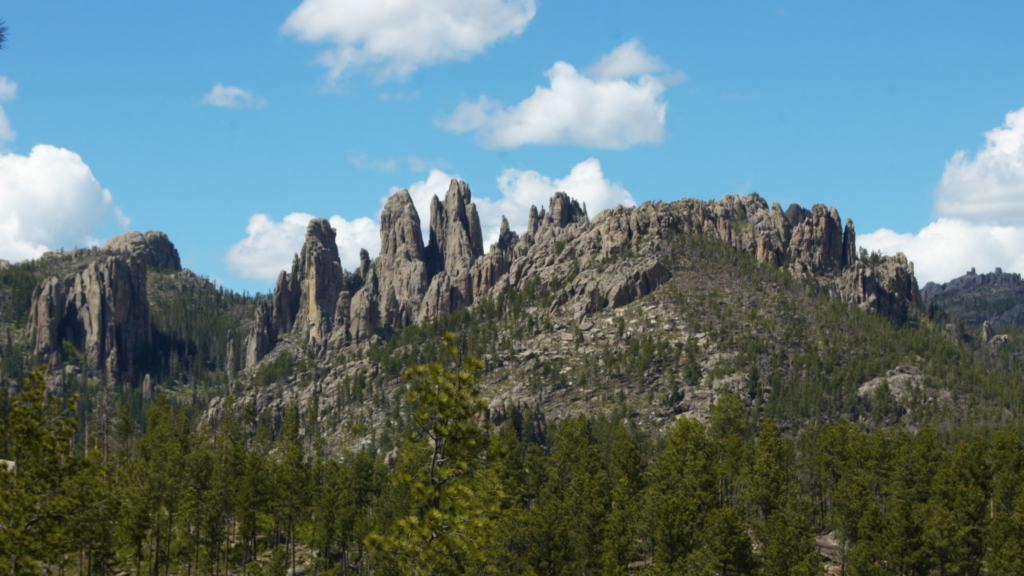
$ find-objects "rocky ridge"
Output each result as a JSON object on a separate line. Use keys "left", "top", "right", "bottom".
{"left": 922, "top": 267, "right": 1024, "bottom": 326}
{"left": 25, "top": 231, "right": 183, "bottom": 375}
{"left": 243, "top": 182, "right": 921, "bottom": 367}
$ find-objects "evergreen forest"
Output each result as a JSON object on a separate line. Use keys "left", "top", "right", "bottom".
{"left": 4, "top": 335, "right": 1024, "bottom": 575}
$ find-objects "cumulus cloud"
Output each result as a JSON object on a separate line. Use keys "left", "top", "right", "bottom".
{"left": 442, "top": 40, "right": 673, "bottom": 149}
{"left": 0, "top": 145, "right": 125, "bottom": 261}
{"left": 399, "top": 158, "right": 634, "bottom": 247}
{"left": 588, "top": 38, "right": 667, "bottom": 81}
{"left": 201, "top": 84, "right": 267, "bottom": 109}
{"left": 860, "top": 107, "right": 1024, "bottom": 284}
{"left": 860, "top": 220, "right": 1024, "bottom": 285}
{"left": 282, "top": 0, "right": 536, "bottom": 80}
{"left": 0, "top": 76, "right": 17, "bottom": 142}
{"left": 934, "top": 107, "right": 1024, "bottom": 225}
{"left": 225, "top": 212, "right": 380, "bottom": 281}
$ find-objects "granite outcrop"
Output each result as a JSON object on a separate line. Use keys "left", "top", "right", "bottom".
{"left": 243, "top": 182, "right": 921, "bottom": 367}
{"left": 27, "top": 254, "right": 150, "bottom": 376}
{"left": 104, "top": 230, "right": 182, "bottom": 271}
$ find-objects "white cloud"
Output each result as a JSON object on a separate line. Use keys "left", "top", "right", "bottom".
{"left": 228, "top": 159, "right": 631, "bottom": 282}
{"left": 860, "top": 220, "right": 1024, "bottom": 285}
{"left": 588, "top": 38, "right": 666, "bottom": 81}
{"left": 225, "top": 212, "right": 380, "bottom": 281}
{"left": 0, "top": 145, "right": 125, "bottom": 262}
{"left": 861, "top": 106, "right": 1024, "bottom": 284}
{"left": 282, "top": 0, "right": 536, "bottom": 80}
{"left": 0, "top": 77, "right": 15, "bottom": 100}
{"left": 329, "top": 215, "right": 381, "bottom": 269}
{"left": 442, "top": 40, "right": 672, "bottom": 149}
{"left": 399, "top": 158, "right": 633, "bottom": 247}
{"left": 934, "top": 107, "right": 1024, "bottom": 225}
{"left": 484, "top": 158, "right": 634, "bottom": 244}
{"left": 201, "top": 84, "right": 267, "bottom": 109}
{"left": 0, "top": 76, "right": 17, "bottom": 142}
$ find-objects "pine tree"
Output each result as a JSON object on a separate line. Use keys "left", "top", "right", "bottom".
{"left": 0, "top": 369, "right": 93, "bottom": 574}
{"left": 366, "top": 333, "right": 499, "bottom": 575}
{"left": 986, "top": 430, "right": 1024, "bottom": 574}
{"left": 602, "top": 426, "right": 645, "bottom": 575}
{"left": 648, "top": 416, "right": 717, "bottom": 570}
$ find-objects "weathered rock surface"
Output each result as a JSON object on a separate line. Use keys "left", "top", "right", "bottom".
{"left": 244, "top": 219, "right": 360, "bottom": 364}
{"left": 857, "top": 364, "right": 924, "bottom": 403}
{"left": 104, "top": 230, "right": 182, "bottom": 271}
{"left": 244, "top": 184, "right": 921, "bottom": 365}
{"left": 27, "top": 255, "right": 150, "bottom": 375}
{"left": 981, "top": 320, "right": 1010, "bottom": 346}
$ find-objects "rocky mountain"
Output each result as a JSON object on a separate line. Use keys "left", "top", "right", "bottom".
{"left": 242, "top": 180, "right": 919, "bottom": 371}
{"left": 922, "top": 267, "right": 1024, "bottom": 326}
{"left": 16, "top": 183, "right": 1024, "bottom": 458}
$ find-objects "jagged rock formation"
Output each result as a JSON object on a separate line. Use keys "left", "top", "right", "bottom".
{"left": 922, "top": 267, "right": 1024, "bottom": 326}
{"left": 104, "top": 231, "right": 182, "bottom": 271}
{"left": 243, "top": 184, "right": 921, "bottom": 366}
{"left": 27, "top": 255, "right": 150, "bottom": 375}
{"left": 245, "top": 218, "right": 362, "bottom": 364}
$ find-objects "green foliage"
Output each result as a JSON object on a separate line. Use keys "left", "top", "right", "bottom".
{"left": 367, "top": 333, "right": 499, "bottom": 575}
{"left": 0, "top": 369, "right": 99, "bottom": 574}
{"left": 0, "top": 262, "right": 46, "bottom": 326}
{"left": 252, "top": 351, "right": 295, "bottom": 389}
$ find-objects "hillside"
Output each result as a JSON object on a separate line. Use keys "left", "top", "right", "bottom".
{"left": 922, "top": 267, "right": 1024, "bottom": 327}
{"left": 5, "top": 184, "right": 1024, "bottom": 575}
{"left": 6, "top": 183, "right": 1024, "bottom": 450}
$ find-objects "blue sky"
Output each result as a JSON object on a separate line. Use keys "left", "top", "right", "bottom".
{"left": 1, "top": 1, "right": 1023, "bottom": 290}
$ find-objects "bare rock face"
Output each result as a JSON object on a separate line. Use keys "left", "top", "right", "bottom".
{"left": 421, "top": 180, "right": 486, "bottom": 318}
{"left": 243, "top": 219, "right": 351, "bottom": 365}
{"left": 293, "top": 219, "right": 345, "bottom": 349}
{"left": 842, "top": 219, "right": 857, "bottom": 269}
{"left": 547, "top": 192, "right": 588, "bottom": 229}
{"left": 104, "top": 231, "right": 182, "bottom": 271}
{"left": 376, "top": 190, "right": 430, "bottom": 327}
{"left": 142, "top": 373, "right": 153, "bottom": 403}
{"left": 983, "top": 320, "right": 996, "bottom": 343}
{"left": 242, "top": 181, "right": 921, "bottom": 368}
{"left": 28, "top": 255, "right": 150, "bottom": 376}
{"left": 427, "top": 180, "right": 484, "bottom": 275}
{"left": 244, "top": 299, "right": 274, "bottom": 368}
{"left": 787, "top": 205, "right": 844, "bottom": 272}
{"left": 830, "top": 253, "right": 921, "bottom": 326}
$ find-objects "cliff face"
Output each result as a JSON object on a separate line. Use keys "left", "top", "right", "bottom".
{"left": 28, "top": 255, "right": 150, "bottom": 375}
{"left": 243, "top": 183, "right": 921, "bottom": 367}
